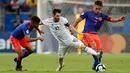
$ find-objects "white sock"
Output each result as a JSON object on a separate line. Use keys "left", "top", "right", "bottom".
{"left": 84, "top": 47, "right": 98, "bottom": 55}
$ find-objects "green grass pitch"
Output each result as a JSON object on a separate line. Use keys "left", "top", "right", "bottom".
{"left": 0, "top": 53, "right": 130, "bottom": 73}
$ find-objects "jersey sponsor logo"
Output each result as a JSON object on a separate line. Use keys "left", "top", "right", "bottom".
{"left": 98, "top": 17, "right": 102, "bottom": 21}
{"left": 26, "top": 30, "right": 29, "bottom": 34}
{"left": 55, "top": 26, "right": 59, "bottom": 30}
{"left": 81, "top": 13, "right": 84, "bottom": 15}
{"left": 93, "top": 16, "right": 102, "bottom": 24}
{"left": 95, "top": 17, "right": 98, "bottom": 20}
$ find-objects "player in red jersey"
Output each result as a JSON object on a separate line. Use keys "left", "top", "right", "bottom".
{"left": 73, "top": 0, "right": 126, "bottom": 71}
{"left": 10, "top": 16, "right": 44, "bottom": 71}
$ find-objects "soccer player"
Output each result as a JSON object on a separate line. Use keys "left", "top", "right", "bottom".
{"left": 42, "top": 9, "right": 103, "bottom": 72}
{"left": 73, "top": 0, "right": 126, "bottom": 71}
{"left": 10, "top": 16, "right": 44, "bottom": 71}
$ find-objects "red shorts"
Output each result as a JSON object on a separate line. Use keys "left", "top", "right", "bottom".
{"left": 10, "top": 36, "right": 30, "bottom": 51}
{"left": 83, "top": 33, "right": 102, "bottom": 51}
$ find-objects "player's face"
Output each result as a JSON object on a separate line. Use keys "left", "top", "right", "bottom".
{"left": 34, "top": 23, "right": 40, "bottom": 29}
{"left": 31, "top": 23, "right": 39, "bottom": 29}
{"left": 53, "top": 13, "right": 61, "bottom": 22}
{"left": 35, "top": 24, "right": 39, "bottom": 28}
{"left": 93, "top": 5, "right": 102, "bottom": 14}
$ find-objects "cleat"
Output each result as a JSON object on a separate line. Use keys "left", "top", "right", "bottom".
{"left": 16, "top": 68, "right": 22, "bottom": 71}
{"left": 16, "top": 66, "right": 22, "bottom": 71}
{"left": 97, "top": 51, "right": 103, "bottom": 57}
{"left": 100, "top": 51, "right": 103, "bottom": 56}
{"left": 92, "top": 65, "right": 99, "bottom": 72}
{"left": 14, "top": 58, "right": 22, "bottom": 71}
{"left": 92, "top": 51, "right": 103, "bottom": 72}
{"left": 92, "top": 66, "right": 96, "bottom": 71}
{"left": 14, "top": 58, "right": 17, "bottom": 62}
{"left": 56, "top": 63, "right": 65, "bottom": 72}
{"left": 92, "top": 67, "right": 95, "bottom": 70}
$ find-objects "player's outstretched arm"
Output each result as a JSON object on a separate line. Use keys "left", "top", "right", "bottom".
{"left": 25, "top": 35, "right": 44, "bottom": 42}
{"left": 69, "top": 25, "right": 83, "bottom": 35}
{"left": 107, "top": 16, "right": 126, "bottom": 22}
{"left": 73, "top": 17, "right": 83, "bottom": 28}
{"left": 35, "top": 27, "right": 44, "bottom": 35}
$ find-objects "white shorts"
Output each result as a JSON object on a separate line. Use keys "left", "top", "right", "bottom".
{"left": 58, "top": 36, "right": 84, "bottom": 58}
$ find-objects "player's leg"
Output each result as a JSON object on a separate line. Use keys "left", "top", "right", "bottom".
{"left": 15, "top": 38, "right": 33, "bottom": 71}
{"left": 89, "top": 40, "right": 100, "bottom": 70}
{"left": 94, "top": 39, "right": 103, "bottom": 64}
{"left": 56, "top": 58, "right": 65, "bottom": 72}
{"left": 15, "top": 49, "right": 23, "bottom": 71}
{"left": 78, "top": 42, "right": 102, "bottom": 56}
{"left": 10, "top": 36, "right": 23, "bottom": 71}
{"left": 20, "top": 37, "right": 34, "bottom": 59}
{"left": 56, "top": 44, "right": 68, "bottom": 72}
{"left": 23, "top": 45, "right": 34, "bottom": 58}
{"left": 83, "top": 33, "right": 101, "bottom": 70}
{"left": 13, "top": 37, "right": 34, "bottom": 71}
{"left": 70, "top": 36, "right": 102, "bottom": 56}
{"left": 90, "top": 34, "right": 102, "bottom": 70}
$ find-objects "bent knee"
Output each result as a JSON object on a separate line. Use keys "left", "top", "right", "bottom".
{"left": 29, "top": 50, "right": 34, "bottom": 54}
{"left": 90, "top": 41, "right": 96, "bottom": 48}
{"left": 79, "top": 44, "right": 86, "bottom": 50}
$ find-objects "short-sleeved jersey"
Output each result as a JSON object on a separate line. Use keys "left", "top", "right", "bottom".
{"left": 11, "top": 22, "right": 33, "bottom": 40}
{"left": 80, "top": 10, "right": 109, "bottom": 33}
{"left": 42, "top": 17, "right": 73, "bottom": 45}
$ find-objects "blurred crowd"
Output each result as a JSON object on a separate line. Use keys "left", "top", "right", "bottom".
{"left": 0, "top": 0, "right": 37, "bottom": 30}
{"left": 0, "top": 0, "right": 37, "bottom": 13}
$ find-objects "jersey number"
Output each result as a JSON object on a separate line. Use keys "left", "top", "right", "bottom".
{"left": 55, "top": 26, "right": 59, "bottom": 30}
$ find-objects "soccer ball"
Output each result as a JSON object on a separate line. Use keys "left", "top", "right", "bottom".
{"left": 95, "top": 63, "right": 106, "bottom": 72}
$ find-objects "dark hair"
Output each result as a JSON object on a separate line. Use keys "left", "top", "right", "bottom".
{"left": 28, "top": 14, "right": 32, "bottom": 18}
{"left": 31, "top": 16, "right": 40, "bottom": 24}
{"left": 53, "top": 9, "right": 61, "bottom": 15}
{"left": 94, "top": 0, "right": 103, "bottom": 6}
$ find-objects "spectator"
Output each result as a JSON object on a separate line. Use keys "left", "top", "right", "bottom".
{"left": 26, "top": 0, "right": 37, "bottom": 15}
{"left": 0, "top": 0, "right": 11, "bottom": 7}
{"left": 0, "top": 0, "right": 13, "bottom": 11}
{"left": 10, "top": 0, "right": 19, "bottom": 10}
{"left": 10, "top": 0, "right": 31, "bottom": 13}
{"left": 20, "top": 2, "right": 31, "bottom": 12}
{"left": 5, "top": 0, "right": 20, "bottom": 13}
{"left": 75, "top": 7, "right": 85, "bottom": 55}
{"left": 26, "top": 0, "right": 37, "bottom": 7}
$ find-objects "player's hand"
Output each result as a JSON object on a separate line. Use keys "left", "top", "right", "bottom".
{"left": 119, "top": 16, "right": 126, "bottom": 21}
{"left": 82, "top": 33, "right": 87, "bottom": 36}
{"left": 37, "top": 37, "right": 44, "bottom": 41}
{"left": 69, "top": 29, "right": 74, "bottom": 35}
{"left": 78, "top": 33, "right": 83, "bottom": 35}
{"left": 78, "top": 33, "right": 87, "bottom": 36}
{"left": 38, "top": 30, "right": 44, "bottom": 35}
